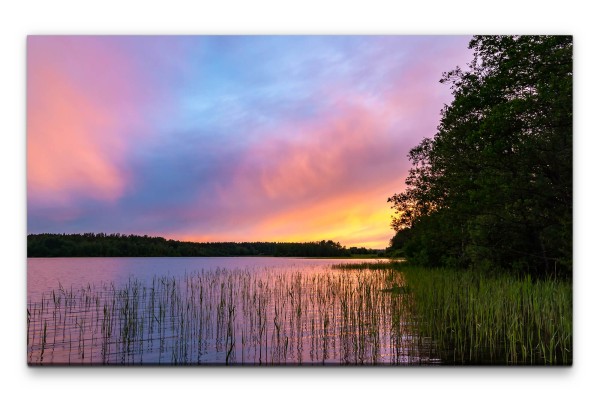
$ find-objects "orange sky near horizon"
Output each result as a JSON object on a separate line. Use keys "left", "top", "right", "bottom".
{"left": 27, "top": 36, "right": 473, "bottom": 249}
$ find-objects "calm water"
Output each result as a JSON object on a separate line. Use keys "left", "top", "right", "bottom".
{"left": 27, "top": 257, "right": 440, "bottom": 365}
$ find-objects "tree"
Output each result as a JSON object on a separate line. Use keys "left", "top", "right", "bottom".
{"left": 388, "top": 35, "right": 572, "bottom": 276}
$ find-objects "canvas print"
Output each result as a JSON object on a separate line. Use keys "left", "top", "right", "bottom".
{"left": 26, "top": 35, "right": 572, "bottom": 366}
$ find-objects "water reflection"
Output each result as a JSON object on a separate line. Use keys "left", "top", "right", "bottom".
{"left": 27, "top": 258, "right": 440, "bottom": 365}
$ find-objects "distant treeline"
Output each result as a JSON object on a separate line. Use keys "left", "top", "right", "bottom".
{"left": 27, "top": 233, "right": 383, "bottom": 258}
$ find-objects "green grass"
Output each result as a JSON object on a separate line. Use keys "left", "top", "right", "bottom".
{"left": 27, "top": 261, "right": 571, "bottom": 365}
{"left": 397, "top": 263, "right": 572, "bottom": 365}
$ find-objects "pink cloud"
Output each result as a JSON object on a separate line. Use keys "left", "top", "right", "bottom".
{"left": 168, "top": 98, "right": 405, "bottom": 247}
{"left": 27, "top": 37, "right": 151, "bottom": 209}
{"left": 175, "top": 41, "right": 471, "bottom": 248}
{"left": 27, "top": 36, "right": 473, "bottom": 248}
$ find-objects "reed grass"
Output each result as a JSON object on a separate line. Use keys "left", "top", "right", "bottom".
{"left": 399, "top": 264, "right": 572, "bottom": 365}
{"left": 28, "top": 265, "right": 416, "bottom": 365}
{"left": 26, "top": 261, "right": 571, "bottom": 365}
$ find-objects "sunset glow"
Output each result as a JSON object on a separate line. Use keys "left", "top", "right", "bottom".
{"left": 27, "top": 36, "right": 472, "bottom": 248}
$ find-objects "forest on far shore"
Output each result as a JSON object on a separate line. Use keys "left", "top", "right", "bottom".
{"left": 27, "top": 233, "right": 383, "bottom": 258}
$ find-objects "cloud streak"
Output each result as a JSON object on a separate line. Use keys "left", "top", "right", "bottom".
{"left": 27, "top": 36, "right": 472, "bottom": 248}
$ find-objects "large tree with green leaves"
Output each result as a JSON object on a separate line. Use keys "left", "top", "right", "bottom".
{"left": 388, "top": 35, "right": 572, "bottom": 276}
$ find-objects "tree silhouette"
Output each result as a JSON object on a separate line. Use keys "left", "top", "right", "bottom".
{"left": 388, "top": 36, "right": 572, "bottom": 277}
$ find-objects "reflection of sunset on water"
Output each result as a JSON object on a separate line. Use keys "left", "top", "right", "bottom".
{"left": 28, "top": 257, "right": 434, "bottom": 365}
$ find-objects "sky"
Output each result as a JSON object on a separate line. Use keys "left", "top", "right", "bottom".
{"left": 27, "top": 35, "right": 473, "bottom": 249}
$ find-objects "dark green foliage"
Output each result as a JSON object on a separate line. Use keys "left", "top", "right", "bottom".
{"left": 388, "top": 36, "right": 572, "bottom": 277}
{"left": 27, "top": 233, "right": 371, "bottom": 258}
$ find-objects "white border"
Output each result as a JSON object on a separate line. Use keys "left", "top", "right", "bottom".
{"left": 3, "top": 1, "right": 596, "bottom": 400}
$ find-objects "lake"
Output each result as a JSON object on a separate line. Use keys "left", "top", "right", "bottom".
{"left": 27, "top": 257, "right": 439, "bottom": 365}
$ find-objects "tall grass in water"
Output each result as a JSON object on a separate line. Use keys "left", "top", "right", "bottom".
{"left": 27, "top": 261, "right": 569, "bottom": 365}
{"left": 400, "top": 264, "right": 572, "bottom": 365}
{"left": 27, "top": 265, "right": 423, "bottom": 365}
